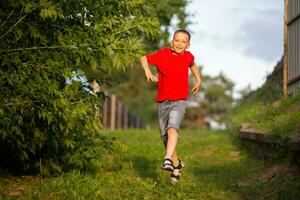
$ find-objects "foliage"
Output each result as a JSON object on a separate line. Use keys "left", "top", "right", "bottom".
{"left": 246, "top": 92, "right": 300, "bottom": 137}
{"left": 110, "top": 67, "right": 158, "bottom": 127}
{"left": 145, "top": 0, "right": 190, "bottom": 49}
{"left": 226, "top": 58, "right": 300, "bottom": 138}
{"left": 183, "top": 70, "right": 235, "bottom": 129}
{"left": 0, "top": 0, "right": 159, "bottom": 174}
{"left": 1, "top": 130, "right": 299, "bottom": 199}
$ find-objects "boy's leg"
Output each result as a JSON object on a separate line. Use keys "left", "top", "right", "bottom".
{"left": 165, "top": 100, "right": 186, "bottom": 162}
{"left": 167, "top": 128, "right": 183, "bottom": 185}
{"left": 172, "top": 151, "right": 180, "bottom": 167}
{"left": 160, "top": 100, "right": 186, "bottom": 172}
{"left": 163, "top": 139, "right": 179, "bottom": 167}
{"left": 166, "top": 128, "right": 180, "bottom": 166}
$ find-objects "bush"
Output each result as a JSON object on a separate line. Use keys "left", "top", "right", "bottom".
{"left": 0, "top": 66, "right": 109, "bottom": 175}
{"left": 0, "top": 0, "right": 158, "bottom": 175}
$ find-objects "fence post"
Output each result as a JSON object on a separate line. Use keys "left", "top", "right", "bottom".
{"left": 136, "top": 117, "right": 140, "bottom": 129}
{"left": 283, "top": 0, "right": 288, "bottom": 97}
{"left": 123, "top": 106, "right": 128, "bottom": 129}
{"left": 129, "top": 111, "right": 133, "bottom": 128}
{"left": 110, "top": 94, "right": 116, "bottom": 130}
{"left": 103, "top": 98, "right": 108, "bottom": 128}
{"left": 117, "top": 101, "right": 122, "bottom": 129}
{"left": 99, "top": 90, "right": 146, "bottom": 130}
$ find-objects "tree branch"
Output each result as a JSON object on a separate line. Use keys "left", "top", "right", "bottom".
{"left": 0, "top": 14, "right": 27, "bottom": 40}
{"left": 0, "top": 100, "right": 40, "bottom": 107}
{"left": 0, "top": 9, "right": 14, "bottom": 30}
{"left": 2, "top": 44, "right": 132, "bottom": 53}
{"left": 113, "top": 25, "right": 138, "bottom": 36}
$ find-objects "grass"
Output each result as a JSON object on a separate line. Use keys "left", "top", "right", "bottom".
{"left": 227, "top": 61, "right": 299, "bottom": 138}
{"left": 1, "top": 129, "right": 300, "bottom": 199}
{"left": 228, "top": 93, "right": 300, "bottom": 138}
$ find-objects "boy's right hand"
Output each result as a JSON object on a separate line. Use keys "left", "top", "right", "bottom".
{"left": 145, "top": 70, "right": 158, "bottom": 82}
{"left": 141, "top": 56, "right": 157, "bottom": 82}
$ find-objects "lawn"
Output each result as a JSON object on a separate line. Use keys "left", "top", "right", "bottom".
{"left": 1, "top": 129, "right": 299, "bottom": 200}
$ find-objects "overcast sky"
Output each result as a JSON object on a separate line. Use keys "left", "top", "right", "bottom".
{"left": 185, "top": 0, "right": 284, "bottom": 92}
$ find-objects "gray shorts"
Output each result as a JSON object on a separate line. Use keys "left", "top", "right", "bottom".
{"left": 157, "top": 100, "right": 187, "bottom": 144}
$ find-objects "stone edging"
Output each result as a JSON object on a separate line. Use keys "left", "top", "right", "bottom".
{"left": 239, "top": 128, "right": 300, "bottom": 150}
{"left": 239, "top": 129, "right": 270, "bottom": 143}
{"left": 238, "top": 123, "right": 300, "bottom": 167}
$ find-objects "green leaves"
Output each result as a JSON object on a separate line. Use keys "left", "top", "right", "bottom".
{"left": 39, "top": 1, "right": 65, "bottom": 20}
{"left": 24, "top": 3, "right": 36, "bottom": 13}
{"left": 40, "top": 7, "right": 57, "bottom": 20}
{"left": 0, "top": 0, "right": 161, "bottom": 175}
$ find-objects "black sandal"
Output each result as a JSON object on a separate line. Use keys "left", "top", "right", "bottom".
{"left": 174, "top": 159, "right": 184, "bottom": 172}
{"left": 161, "top": 158, "right": 174, "bottom": 171}
{"left": 170, "top": 170, "right": 181, "bottom": 184}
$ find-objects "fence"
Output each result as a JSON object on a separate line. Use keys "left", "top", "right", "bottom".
{"left": 284, "top": 0, "right": 300, "bottom": 96}
{"left": 89, "top": 81, "right": 146, "bottom": 130}
{"left": 101, "top": 92, "right": 146, "bottom": 130}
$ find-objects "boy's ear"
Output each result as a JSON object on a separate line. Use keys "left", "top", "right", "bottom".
{"left": 187, "top": 43, "right": 190, "bottom": 49}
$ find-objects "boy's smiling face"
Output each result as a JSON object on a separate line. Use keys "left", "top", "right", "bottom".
{"left": 171, "top": 32, "right": 190, "bottom": 55}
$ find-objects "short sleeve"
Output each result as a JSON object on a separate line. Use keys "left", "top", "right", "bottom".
{"left": 188, "top": 52, "right": 195, "bottom": 67}
{"left": 146, "top": 49, "right": 163, "bottom": 66}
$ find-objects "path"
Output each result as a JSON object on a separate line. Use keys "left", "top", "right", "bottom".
{"left": 0, "top": 130, "right": 299, "bottom": 199}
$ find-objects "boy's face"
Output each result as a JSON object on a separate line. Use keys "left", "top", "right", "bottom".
{"left": 171, "top": 32, "right": 190, "bottom": 54}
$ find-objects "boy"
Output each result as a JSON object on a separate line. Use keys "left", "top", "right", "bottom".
{"left": 140, "top": 29, "right": 201, "bottom": 184}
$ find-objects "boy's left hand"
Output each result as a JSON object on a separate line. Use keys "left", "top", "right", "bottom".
{"left": 191, "top": 82, "right": 201, "bottom": 94}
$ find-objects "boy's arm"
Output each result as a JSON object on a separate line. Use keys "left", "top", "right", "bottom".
{"left": 190, "top": 63, "right": 202, "bottom": 94}
{"left": 140, "top": 56, "right": 158, "bottom": 82}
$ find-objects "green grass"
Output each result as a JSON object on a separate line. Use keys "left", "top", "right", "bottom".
{"left": 227, "top": 64, "right": 299, "bottom": 138}
{"left": 228, "top": 92, "right": 300, "bottom": 138}
{"left": 1, "top": 130, "right": 299, "bottom": 199}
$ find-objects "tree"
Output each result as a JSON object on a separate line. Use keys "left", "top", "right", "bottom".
{"left": 182, "top": 70, "right": 235, "bottom": 129}
{"left": 145, "top": 0, "right": 190, "bottom": 49}
{"left": 0, "top": 0, "right": 159, "bottom": 174}
{"left": 110, "top": 0, "right": 190, "bottom": 127}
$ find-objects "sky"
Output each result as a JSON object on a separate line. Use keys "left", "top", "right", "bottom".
{"left": 185, "top": 0, "right": 284, "bottom": 92}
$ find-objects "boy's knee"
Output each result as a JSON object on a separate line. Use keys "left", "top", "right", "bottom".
{"left": 167, "top": 127, "right": 178, "bottom": 135}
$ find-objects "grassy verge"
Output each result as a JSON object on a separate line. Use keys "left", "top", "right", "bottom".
{"left": 228, "top": 93, "right": 300, "bottom": 138}
{"left": 227, "top": 59, "right": 299, "bottom": 139}
{"left": 1, "top": 130, "right": 299, "bottom": 199}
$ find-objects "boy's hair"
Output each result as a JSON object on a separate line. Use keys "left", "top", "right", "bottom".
{"left": 173, "top": 29, "right": 191, "bottom": 41}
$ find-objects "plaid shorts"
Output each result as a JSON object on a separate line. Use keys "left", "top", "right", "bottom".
{"left": 157, "top": 100, "right": 186, "bottom": 143}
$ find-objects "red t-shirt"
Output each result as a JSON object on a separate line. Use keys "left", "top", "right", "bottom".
{"left": 146, "top": 48, "right": 194, "bottom": 102}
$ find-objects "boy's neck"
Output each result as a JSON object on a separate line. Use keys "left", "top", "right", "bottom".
{"left": 171, "top": 48, "right": 185, "bottom": 55}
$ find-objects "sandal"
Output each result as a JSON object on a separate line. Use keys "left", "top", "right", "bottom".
{"left": 170, "top": 169, "right": 181, "bottom": 184}
{"left": 174, "top": 159, "right": 185, "bottom": 172}
{"left": 161, "top": 157, "right": 174, "bottom": 171}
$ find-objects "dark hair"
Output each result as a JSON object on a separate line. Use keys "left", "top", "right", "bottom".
{"left": 173, "top": 29, "right": 191, "bottom": 41}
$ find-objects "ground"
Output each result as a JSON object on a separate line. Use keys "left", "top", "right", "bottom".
{"left": 0, "top": 130, "right": 299, "bottom": 200}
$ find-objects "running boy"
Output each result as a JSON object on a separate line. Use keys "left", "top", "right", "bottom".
{"left": 140, "top": 30, "right": 201, "bottom": 183}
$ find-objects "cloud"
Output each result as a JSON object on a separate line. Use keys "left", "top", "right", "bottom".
{"left": 237, "top": 9, "right": 284, "bottom": 62}
{"left": 187, "top": 0, "right": 284, "bottom": 90}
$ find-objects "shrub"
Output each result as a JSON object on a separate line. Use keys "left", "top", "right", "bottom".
{"left": 0, "top": 0, "right": 158, "bottom": 175}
